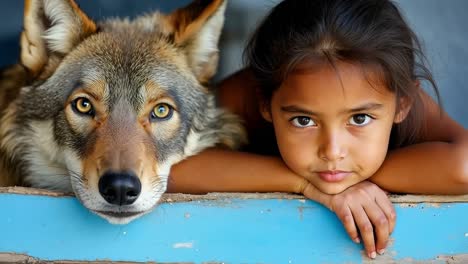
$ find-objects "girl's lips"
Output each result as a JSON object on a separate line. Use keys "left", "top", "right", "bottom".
{"left": 317, "top": 171, "right": 351, "bottom": 182}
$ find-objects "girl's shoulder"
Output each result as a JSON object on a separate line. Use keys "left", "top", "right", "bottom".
{"left": 390, "top": 88, "right": 466, "bottom": 149}
{"left": 216, "top": 68, "right": 265, "bottom": 132}
{"left": 216, "top": 69, "right": 280, "bottom": 156}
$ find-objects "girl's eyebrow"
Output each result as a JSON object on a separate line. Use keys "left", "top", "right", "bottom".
{"left": 281, "top": 105, "right": 316, "bottom": 115}
{"left": 280, "top": 103, "right": 384, "bottom": 116}
{"left": 346, "top": 103, "right": 384, "bottom": 114}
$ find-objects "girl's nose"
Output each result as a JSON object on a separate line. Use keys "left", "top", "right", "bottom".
{"left": 318, "top": 130, "right": 347, "bottom": 162}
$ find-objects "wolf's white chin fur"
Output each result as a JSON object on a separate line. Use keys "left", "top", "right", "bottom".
{"left": 93, "top": 211, "right": 148, "bottom": 225}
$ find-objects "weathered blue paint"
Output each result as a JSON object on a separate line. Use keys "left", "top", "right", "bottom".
{"left": 0, "top": 193, "right": 467, "bottom": 263}
{"left": 392, "top": 203, "right": 468, "bottom": 258}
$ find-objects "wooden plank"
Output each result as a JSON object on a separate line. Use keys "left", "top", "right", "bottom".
{"left": 0, "top": 187, "right": 467, "bottom": 263}
{"left": 2, "top": 186, "right": 468, "bottom": 203}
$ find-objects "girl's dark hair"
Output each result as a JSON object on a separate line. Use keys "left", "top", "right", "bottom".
{"left": 244, "top": 0, "right": 441, "bottom": 147}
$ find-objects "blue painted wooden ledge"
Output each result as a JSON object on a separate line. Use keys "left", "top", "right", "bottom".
{"left": 0, "top": 187, "right": 467, "bottom": 263}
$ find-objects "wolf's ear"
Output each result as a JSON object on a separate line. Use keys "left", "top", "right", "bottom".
{"left": 168, "top": 0, "right": 226, "bottom": 84}
{"left": 21, "top": 0, "right": 97, "bottom": 77}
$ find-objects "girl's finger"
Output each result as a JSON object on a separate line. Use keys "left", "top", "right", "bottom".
{"left": 376, "top": 192, "right": 397, "bottom": 236}
{"left": 363, "top": 200, "right": 390, "bottom": 255}
{"left": 335, "top": 205, "right": 360, "bottom": 244}
{"left": 350, "top": 204, "right": 377, "bottom": 259}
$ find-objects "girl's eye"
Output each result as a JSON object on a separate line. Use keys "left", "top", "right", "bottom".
{"left": 150, "top": 103, "right": 173, "bottom": 121}
{"left": 290, "top": 116, "right": 316, "bottom": 128}
{"left": 349, "top": 114, "right": 373, "bottom": 126}
{"left": 72, "top": 97, "right": 94, "bottom": 116}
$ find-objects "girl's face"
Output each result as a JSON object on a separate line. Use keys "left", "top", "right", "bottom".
{"left": 262, "top": 62, "right": 409, "bottom": 194}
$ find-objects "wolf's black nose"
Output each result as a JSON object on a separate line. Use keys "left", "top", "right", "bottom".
{"left": 98, "top": 171, "right": 141, "bottom": 206}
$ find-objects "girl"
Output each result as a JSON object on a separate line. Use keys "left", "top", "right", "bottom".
{"left": 168, "top": 0, "right": 468, "bottom": 259}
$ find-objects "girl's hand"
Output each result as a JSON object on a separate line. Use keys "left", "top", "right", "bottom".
{"left": 302, "top": 180, "right": 396, "bottom": 259}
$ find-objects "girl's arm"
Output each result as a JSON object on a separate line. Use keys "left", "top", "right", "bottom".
{"left": 370, "top": 90, "right": 468, "bottom": 194}
{"left": 168, "top": 148, "right": 309, "bottom": 195}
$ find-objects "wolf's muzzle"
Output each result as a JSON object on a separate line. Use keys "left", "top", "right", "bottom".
{"left": 98, "top": 171, "right": 142, "bottom": 205}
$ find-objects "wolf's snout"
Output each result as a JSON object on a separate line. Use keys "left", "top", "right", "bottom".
{"left": 98, "top": 171, "right": 142, "bottom": 205}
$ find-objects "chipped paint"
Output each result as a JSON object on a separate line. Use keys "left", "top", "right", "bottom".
{"left": 297, "top": 204, "right": 317, "bottom": 220}
{"left": 362, "top": 254, "right": 468, "bottom": 264}
{"left": 173, "top": 242, "right": 194, "bottom": 249}
{"left": 0, "top": 253, "right": 159, "bottom": 263}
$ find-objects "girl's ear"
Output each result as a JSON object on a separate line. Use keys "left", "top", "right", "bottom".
{"left": 394, "top": 80, "right": 421, "bottom": 123}
{"left": 394, "top": 96, "right": 412, "bottom": 123}
{"left": 259, "top": 100, "right": 273, "bottom": 122}
{"left": 255, "top": 87, "right": 273, "bottom": 122}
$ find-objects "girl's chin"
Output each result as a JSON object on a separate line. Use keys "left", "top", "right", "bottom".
{"left": 315, "top": 183, "right": 351, "bottom": 195}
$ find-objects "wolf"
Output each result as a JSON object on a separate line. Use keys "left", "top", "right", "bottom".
{"left": 0, "top": 0, "right": 245, "bottom": 224}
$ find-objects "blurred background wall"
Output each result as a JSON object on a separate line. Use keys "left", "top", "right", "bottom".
{"left": 0, "top": 0, "right": 466, "bottom": 126}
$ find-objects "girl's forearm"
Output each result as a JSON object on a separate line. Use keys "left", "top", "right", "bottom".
{"left": 167, "top": 148, "right": 309, "bottom": 195}
{"left": 370, "top": 140, "right": 468, "bottom": 194}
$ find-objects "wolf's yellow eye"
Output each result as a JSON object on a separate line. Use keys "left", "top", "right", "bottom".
{"left": 150, "top": 103, "right": 172, "bottom": 121}
{"left": 73, "top": 98, "right": 94, "bottom": 115}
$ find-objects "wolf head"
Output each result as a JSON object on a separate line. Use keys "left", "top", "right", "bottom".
{"left": 0, "top": 0, "right": 245, "bottom": 224}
